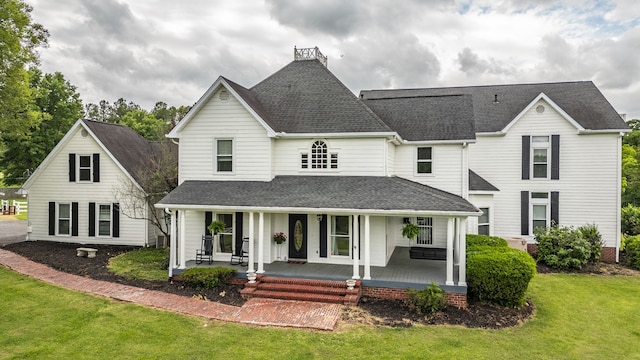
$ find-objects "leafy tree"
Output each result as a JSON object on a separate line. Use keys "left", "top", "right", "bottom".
{"left": 152, "top": 101, "right": 191, "bottom": 128}
{"left": 0, "top": 0, "right": 49, "bottom": 136}
{"left": 622, "top": 121, "right": 640, "bottom": 206}
{"left": 0, "top": 68, "right": 82, "bottom": 185}
{"left": 121, "top": 109, "right": 168, "bottom": 141}
{"left": 84, "top": 98, "right": 140, "bottom": 124}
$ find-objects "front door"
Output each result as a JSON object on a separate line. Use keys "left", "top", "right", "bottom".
{"left": 288, "top": 214, "right": 307, "bottom": 260}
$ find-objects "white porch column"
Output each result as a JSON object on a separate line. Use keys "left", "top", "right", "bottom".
{"left": 364, "top": 215, "right": 371, "bottom": 280}
{"left": 179, "top": 210, "right": 186, "bottom": 269}
{"left": 168, "top": 210, "right": 177, "bottom": 277}
{"left": 352, "top": 215, "right": 360, "bottom": 279}
{"left": 454, "top": 218, "right": 461, "bottom": 265}
{"left": 458, "top": 218, "right": 467, "bottom": 286}
{"left": 446, "top": 217, "right": 454, "bottom": 285}
{"left": 248, "top": 212, "right": 255, "bottom": 274}
{"left": 257, "top": 212, "right": 265, "bottom": 274}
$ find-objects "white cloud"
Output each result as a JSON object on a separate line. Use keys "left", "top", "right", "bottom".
{"left": 25, "top": 0, "right": 640, "bottom": 119}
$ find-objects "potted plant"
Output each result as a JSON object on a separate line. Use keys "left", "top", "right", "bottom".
{"left": 402, "top": 222, "right": 420, "bottom": 241}
{"left": 273, "top": 232, "right": 287, "bottom": 244}
{"left": 208, "top": 220, "right": 226, "bottom": 235}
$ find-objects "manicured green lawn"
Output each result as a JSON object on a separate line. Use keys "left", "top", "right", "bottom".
{"left": 1, "top": 268, "right": 640, "bottom": 359}
{"left": 107, "top": 248, "right": 168, "bottom": 281}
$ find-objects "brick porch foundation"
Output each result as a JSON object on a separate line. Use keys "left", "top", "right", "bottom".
{"left": 361, "top": 286, "right": 467, "bottom": 308}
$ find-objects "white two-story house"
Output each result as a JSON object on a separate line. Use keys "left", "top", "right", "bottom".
{"left": 157, "top": 48, "right": 627, "bottom": 302}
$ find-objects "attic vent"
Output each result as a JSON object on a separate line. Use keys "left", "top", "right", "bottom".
{"left": 536, "top": 105, "right": 545, "bottom": 113}
{"left": 294, "top": 46, "right": 328, "bottom": 67}
{"left": 219, "top": 90, "right": 229, "bottom": 101}
{"left": 81, "top": 129, "right": 88, "bottom": 137}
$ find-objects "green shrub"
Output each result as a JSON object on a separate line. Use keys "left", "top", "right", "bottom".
{"left": 180, "top": 267, "right": 237, "bottom": 289}
{"left": 407, "top": 282, "right": 447, "bottom": 314}
{"left": 467, "top": 247, "right": 536, "bottom": 307}
{"left": 577, "top": 224, "right": 604, "bottom": 263}
{"left": 535, "top": 225, "right": 591, "bottom": 269}
{"left": 624, "top": 235, "right": 640, "bottom": 269}
{"left": 622, "top": 204, "right": 640, "bottom": 236}
{"left": 466, "top": 234, "right": 509, "bottom": 249}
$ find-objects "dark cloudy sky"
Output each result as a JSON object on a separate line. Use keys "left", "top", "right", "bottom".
{"left": 27, "top": 0, "right": 640, "bottom": 120}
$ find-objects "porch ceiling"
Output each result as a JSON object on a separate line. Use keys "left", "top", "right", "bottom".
{"left": 157, "top": 175, "right": 479, "bottom": 215}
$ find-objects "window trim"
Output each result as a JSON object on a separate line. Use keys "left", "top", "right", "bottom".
{"left": 77, "top": 154, "right": 93, "bottom": 182}
{"left": 531, "top": 136, "right": 550, "bottom": 179}
{"left": 96, "top": 203, "right": 112, "bottom": 237}
{"left": 57, "top": 202, "right": 72, "bottom": 236}
{"left": 530, "top": 192, "right": 550, "bottom": 233}
{"left": 214, "top": 138, "right": 234, "bottom": 174}
{"left": 416, "top": 146, "right": 433, "bottom": 175}
{"left": 330, "top": 215, "right": 351, "bottom": 258}
{"left": 216, "top": 213, "right": 235, "bottom": 254}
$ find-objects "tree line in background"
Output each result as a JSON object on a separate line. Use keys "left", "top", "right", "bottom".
{"left": 0, "top": 0, "right": 189, "bottom": 186}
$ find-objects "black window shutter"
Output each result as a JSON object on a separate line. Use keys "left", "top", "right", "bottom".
{"left": 551, "top": 135, "right": 560, "bottom": 180}
{"left": 48, "top": 202, "right": 56, "bottom": 235}
{"left": 205, "top": 211, "right": 212, "bottom": 235}
{"left": 522, "top": 136, "right": 530, "bottom": 180}
{"left": 88, "top": 202, "right": 95, "bottom": 236}
{"left": 235, "top": 212, "right": 243, "bottom": 256}
{"left": 521, "top": 191, "right": 529, "bottom": 235}
{"left": 71, "top": 202, "right": 79, "bottom": 236}
{"left": 112, "top": 203, "right": 120, "bottom": 237}
{"left": 319, "top": 215, "right": 327, "bottom": 258}
{"left": 69, "top": 154, "right": 76, "bottom": 182}
{"left": 93, "top": 153, "right": 100, "bottom": 182}
{"left": 551, "top": 192, "right": 559, "bottom": 225}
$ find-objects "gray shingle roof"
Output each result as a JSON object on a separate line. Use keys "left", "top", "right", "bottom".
{"left": 82, "top": 119, "right": 157, "bottom": 186}
{"left": 157, "top": 176, "right": 479, "bottom": 214}
{"left": 234, "top": 60, "right": 393, "bottom": 134}
{"left": 360, "top": 81, "right": 628, "bottom": 133}
{"left": 363, "top": 94, "right": 475, "bottom": 141}
{"left": 469, "top": 170, "right": 499, "bottom": 192}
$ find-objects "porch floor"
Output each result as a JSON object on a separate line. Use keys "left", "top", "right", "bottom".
{"left": 181, "top": 247, "right": 464, "bottom": 292}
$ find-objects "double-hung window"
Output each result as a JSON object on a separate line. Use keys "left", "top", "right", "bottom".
{"left": 416, "top": 217, "right": 433, "bottom": 245}
{"left": 98, "top": 204, "right": 112, "bottom": 236}
{"left": 216, "top": 139, "right": 233, "bottom": 172}
{"left": 331, "top": 215, "right": 350, "bottom": 256}
{"left": 78, "top": 155, "right": 92, "bottom": 181}
{"left": 417, "top": 147, "right": 432, "bottom": 174}
{"left": 217, "top": 213, "right": 233, "bottom": 253}
{"left": 57, "top": 203, "right": 71, "bottom": 235}
{"left": 531, "top": 192, "right": 550, "bottom": 231}
{"left": 532, "top": 136, "right": 549, "bottom": 179}
{"left": 478, "top": 208, "right": 490, "bottom": 235}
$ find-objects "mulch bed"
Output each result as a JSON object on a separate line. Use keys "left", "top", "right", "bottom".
{"left": 6, "top": 241, "right": 636, "bottom": 329}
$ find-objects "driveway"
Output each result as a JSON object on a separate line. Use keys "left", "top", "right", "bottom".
{"left": 0, "top": 217, "right": 27, "bottom": 246}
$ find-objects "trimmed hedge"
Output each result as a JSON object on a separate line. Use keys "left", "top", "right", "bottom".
{"left": 180, "top": 267, "right": 237, "bottom": 289}
{"left": 624, "top": 235, "right": 640, "bottom": 269}
{"left": 466, "top": 234, "right": 509, "bottom": 248}
{"left": 467, "top": 247, "right": 536, "bottom": 307}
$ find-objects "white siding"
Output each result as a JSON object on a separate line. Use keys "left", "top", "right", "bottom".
{"left": 394, "top": 143, "right": 465, "bottom": 196}
{"left": 468, "top": 99, "right": 621, "bottom": 247}
{"left": 178, "top": 88, "right": 271, "bottom": 182}
{"left": 468, "top": 194, "right": 495, "bottom": 235}
{"left": 26, "top": 128, "right": 147, "bottom": 246}
{"left": 273, "top": 137, "right": 387, "bottom": 176}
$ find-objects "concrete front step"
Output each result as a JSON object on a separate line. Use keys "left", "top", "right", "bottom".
{"left": 241, "top": 276, "right": 362, "bottom": 305}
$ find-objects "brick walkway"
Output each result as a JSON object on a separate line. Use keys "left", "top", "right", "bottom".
{"left": 0, "top": 249, "right": 341, "bottom": 331}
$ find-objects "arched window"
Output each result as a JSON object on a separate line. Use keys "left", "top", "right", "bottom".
{"left": 311, "top": 140, "right": 328, "bottom": 169}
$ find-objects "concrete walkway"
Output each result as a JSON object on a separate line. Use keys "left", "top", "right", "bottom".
{"left": 0, "top": 249, "right": 341, "bottom": 331}
{"left": 0, "top": 218, "right": 27, "bottom": 246}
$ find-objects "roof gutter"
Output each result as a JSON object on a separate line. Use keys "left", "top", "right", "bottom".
{"left": 273, "top": 132, "right": 398, "bottom": 139}
{"left": 402, "top": 138, "right": 477, "bottom": 145}
{"left": 577, "top": 129, "right": 632, "bottom": 135}
{"left": 155, "top": 203, "right": 482, "bottom": 217}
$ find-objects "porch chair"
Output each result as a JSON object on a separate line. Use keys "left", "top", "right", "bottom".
{"left": 195, "top": 235, "right": 214, "bottom": 264}
{"left": 230, "top": 237, "right": 249, "bottom": 266}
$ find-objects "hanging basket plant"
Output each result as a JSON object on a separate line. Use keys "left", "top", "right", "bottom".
{"left": 402, "top": 222, "right": 421, "bottom": 241}
{"left": 207, "top": 220, "right": 226, "bottom": 235}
